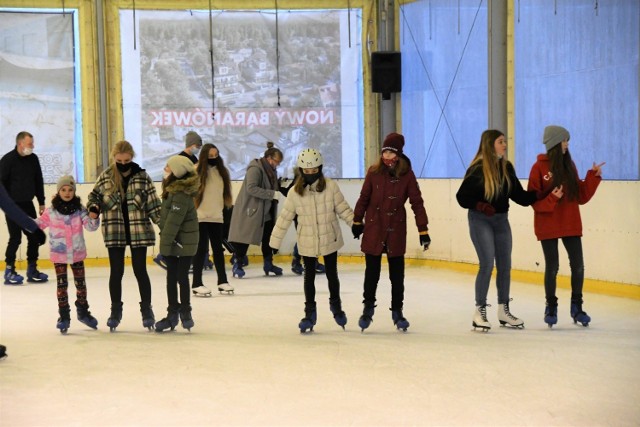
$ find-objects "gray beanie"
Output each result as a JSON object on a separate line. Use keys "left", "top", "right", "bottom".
{"left": 57, "top": 175, "right": 76, "bottom": 192}
{"left": 185, "top": 131, "right": 202, "bottom": 148}
{"left": 167, "top": 155, "right": 194, "bottom": 179}
{"left": 543, "top": 125, "right": 570, "bottom": 152}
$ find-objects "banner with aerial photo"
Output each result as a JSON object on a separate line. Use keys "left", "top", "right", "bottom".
{"left": 121, "top": 9, "right": 364, "bottom": 180}
{"left": 0, "top": 11, "right": 81, "bottom": 183}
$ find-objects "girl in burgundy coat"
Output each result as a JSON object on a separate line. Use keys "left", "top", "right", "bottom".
{"left": 528, "top": 125, "right": 604, "bottom": 328}
{"left": 352, "top": 133, "right": 431, "bottom": 332}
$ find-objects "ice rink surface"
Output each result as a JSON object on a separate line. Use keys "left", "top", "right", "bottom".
{"left": 1, "top": 261, "right": 639, "bottom": 426}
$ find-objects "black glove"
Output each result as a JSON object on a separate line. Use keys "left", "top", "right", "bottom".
{"left": 33, "top": 228, "right": 47, "bottom": 246}
{"left": 271, "top": 247, "right": 279, "bottom": 255}
{"left": 352, "top": 223, "right": 364, "bottom": 239}
{"left": 420, "top": 233, "right": 431, "bottom": 250}
{"left": 89, "top": 205, "right": 101, "bottom": 217}
{"left": 475, "top": 202, "right": 496, "bottom": 217}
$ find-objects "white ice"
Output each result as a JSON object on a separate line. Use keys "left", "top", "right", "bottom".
{"left": 1, "top": 261, "right": 639, "bottom": 426}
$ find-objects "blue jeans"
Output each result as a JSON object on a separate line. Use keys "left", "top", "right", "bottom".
{"left": 468, "top": 210, "right": 512, "bottom": 306}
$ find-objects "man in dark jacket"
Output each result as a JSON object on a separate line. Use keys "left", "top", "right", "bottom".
{"left": 0, "top": 131, "right": 48, "bottom": 284}
{"left": 0, "top": 181, "right": 46, "bottom": 359}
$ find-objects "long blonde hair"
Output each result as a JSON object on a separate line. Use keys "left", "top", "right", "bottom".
{"left": 110, "top": 140, "right": 135, "bottom": 197}
{"left": 466, "top": 130, "right": 512, "bottom": 201}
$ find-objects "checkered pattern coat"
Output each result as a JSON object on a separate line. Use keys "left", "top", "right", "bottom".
{"left": 88, "top": 166, "right": 161, "bottom": 248}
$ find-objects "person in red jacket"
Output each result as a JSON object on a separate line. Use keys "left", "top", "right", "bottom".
{"left": 456, "top": 130, "right": 537, "bottom": 331}
{"left": 352, "top": 132, "right": 431, "bottom": 332}
{"left": 527, "top": 125, "right": 604, "bottom": 328}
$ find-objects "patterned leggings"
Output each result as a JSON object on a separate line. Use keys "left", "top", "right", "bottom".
{"left": 55, "top": 261, "right": 88, "bottom": 308}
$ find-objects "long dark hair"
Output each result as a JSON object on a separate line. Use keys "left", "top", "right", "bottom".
{"left": 547, "top": 144, "right": 579, "bottom": 201}
{"left": 195, "top": 144, "right": 233, "bottom": 208}
{"left": 293, "top": 168, "right": 326, "bottom": 196}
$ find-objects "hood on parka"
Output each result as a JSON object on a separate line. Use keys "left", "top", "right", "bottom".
{"left": 164, "top": 173, "right": 200, "bottom": 197}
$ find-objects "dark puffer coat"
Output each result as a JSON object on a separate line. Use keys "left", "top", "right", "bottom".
{"left": 159, "top": 173, "right": 200, "bottom": 257}
{"left": 353, "top": 166, "right": 429, "bottom": 257}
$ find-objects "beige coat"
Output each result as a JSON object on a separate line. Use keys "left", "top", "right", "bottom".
{"left": 270, "top": 178, "right": 354, "bottom": 257}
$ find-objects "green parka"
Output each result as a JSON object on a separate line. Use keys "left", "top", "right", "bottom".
{"left": 159, "top": 173, "right": 200, "bottom": 257}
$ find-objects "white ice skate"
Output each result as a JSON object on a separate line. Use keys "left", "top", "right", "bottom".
{"left": 217, "top": 283, "right": 234, "bottom": 294}
{"left": 192, "top": 285, "right": 212, "bottom": 297}
{"left": 472, "top": 304, "right": 491, "bottom": 332}
{"left": 498, "top": 300, "right": 524, "bottom": 329}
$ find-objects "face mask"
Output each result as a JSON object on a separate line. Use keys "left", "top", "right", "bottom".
{"left": 303, "top": 172, "right": 321, "bottom": 185}
{"left": 22, "top": 147, "right": 33, "bottom": 156}
{"left": 208, "top": 158, "right": 218, "bottom": 167}
{"left": 116, "top": 162, "right": 132, "bottom": 173}
{"left": 163, "top": 170, "right": 171, "bottom": 180}
{"left": 192, "top": 147, "right": 201, "bottom": 156}
{"left": 382, "top": 157, "right": 398, "bottom": 168}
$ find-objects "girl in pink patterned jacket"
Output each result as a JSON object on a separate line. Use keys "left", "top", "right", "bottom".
{"left": 36, "top": 175, "right": 100, "bottom": 334}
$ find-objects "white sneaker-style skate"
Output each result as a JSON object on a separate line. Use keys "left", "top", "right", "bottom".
{"left": 472, "top": 304, "right": 491, "bottom": 332}
{"left": 217, "top": 283, "right": 234, "bottom": 294}
{"left": 498, "top": 299, "right": 524, "bottom": 328}
{"left": 192, "top": 285, "right": 212, "bottom": 297}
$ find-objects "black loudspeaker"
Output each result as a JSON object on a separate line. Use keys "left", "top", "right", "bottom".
{"left": 371, "top": 51, "right": 402, "bottom": 97}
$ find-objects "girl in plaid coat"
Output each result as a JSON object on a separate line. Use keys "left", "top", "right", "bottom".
{"left": 88, "top": 141, "right": 161, "bottom": 332}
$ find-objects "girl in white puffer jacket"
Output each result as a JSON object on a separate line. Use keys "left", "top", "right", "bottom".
{"left": 270, "top": 149, "right": 354, "bottom": 333}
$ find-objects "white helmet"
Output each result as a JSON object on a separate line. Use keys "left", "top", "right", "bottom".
{"left": 297, "top": 148, "right": 323, "bottom": 169}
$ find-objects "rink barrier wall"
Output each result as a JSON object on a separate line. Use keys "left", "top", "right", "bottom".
{"left": 2, "top": 179, "right": 638, "bottom": 298}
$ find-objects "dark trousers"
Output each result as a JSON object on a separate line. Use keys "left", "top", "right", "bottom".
{"left": 4, "top": 201, "right": 39, "bottom": 265}
{"left": 107, "top": 246, "right": 152, "bottom": 306}
{"left": 232, "top": 219, "right": 275, "bottom": 260}
{"left": 164, "top": 255, "right": 193, "bottom": 311}
{"left": 192, "top": 222, "right": 228, "bottom": 286}
{"left": 54, "top": 261, "right": 87, "bottom": 309}
{"left": 302, "top": 251, "right": 340, "bottom": 304}
{"left": 541, "top": 236, "right": 585, "bottom": 302}
{"left": 362, "top": 253, "right": 405, "bottom": 311}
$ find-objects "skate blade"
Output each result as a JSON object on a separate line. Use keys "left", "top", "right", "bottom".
{"left": 498, "top": 321, "right": 525, "bottom": 329}
{"left": 193, "top": 292, "right": 212, "bottom": 297}
{"left": 472, "top": 323, "right": 491, "bottom": 332}
{"left": 218, "top": 290, "right": 234, "bottom": 295}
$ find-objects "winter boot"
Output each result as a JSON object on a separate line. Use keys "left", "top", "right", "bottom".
{"left": 298, "top": 301, "right": 317, "bottom": 333}
{"left": 155, "top": 307, "right": 179, "bottom": 332}
{"left": 571, "top": 298, "right": 591, "bottom": 327}
{"left": 107, "top": 302, "right": 123, "bottom": 332}
{"left": 315, "top": 261, "right": 326, "bottom": 274}
{"left": 26, "top": 262, "right": 48, "bottom": 283}
{"left": 358, "top": 304, "right": 376, "bottom": 332}
{"left": 140, "top": 302, "right": 155, "bottom": 330}
{"left": 472, "top": 304, "right": 491, "bottom": 331}
{"left": 391, "top": 309, "right": 410, "bottom": 332}
{"left": 497, "top": 299, "right": 524, "bottom": 328}
{"left": 76, "top": 302, "right": 98, "bottom": 329}
{"left": 329, "top": 298, "right": 347, "bottom": 329}
{"left": 3, "top": 265, "right": 23, "bottom": 285}
{"left": 263, "top": 256, "right": 283, "bottom": 276}
{"left": 179, "top": 305, "right": 195, "bottom": 331}
{"left": 291, "top": 258, "right": 304, "bottom": 275}
{"left": 57, "top": 306, "right": 71, "bottom": 334}
{"left": 232, "top": 260, "right": 245, "bottom": 278}
{"left": 544, "top": 297, "right": 558, "bottom": 328}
